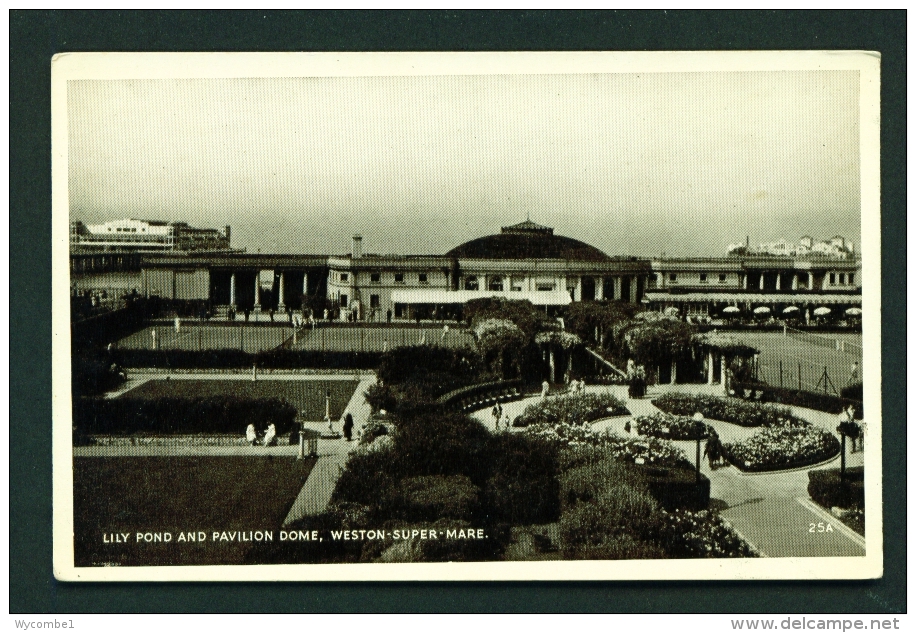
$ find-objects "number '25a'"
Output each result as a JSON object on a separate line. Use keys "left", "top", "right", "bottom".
{"left": 809, "top": 522, "right": 834, "bottom": 533}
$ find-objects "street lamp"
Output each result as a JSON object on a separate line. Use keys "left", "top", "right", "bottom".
{"left": 693, "top": 412, "right": 705, "bottom": 484}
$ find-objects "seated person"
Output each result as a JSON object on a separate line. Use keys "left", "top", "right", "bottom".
{"left": 263, "top": 423, "right": 277, "bottom": 447}
{"left": 246, "top": 423, "right": 259, "bottom": 446}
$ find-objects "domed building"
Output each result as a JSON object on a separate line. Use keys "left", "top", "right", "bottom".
{"left": 322, "top": 220, "right": 652, "bottom": 322}
{"left": 446, "top": 220, "right": 612, "bottom": 262}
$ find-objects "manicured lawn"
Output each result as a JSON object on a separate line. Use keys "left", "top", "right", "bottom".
{"left": 73, "top": 456, "right": 316, "bottom": 567}
{"left": 123, "top": 379, "right": 359, "bottom": 420}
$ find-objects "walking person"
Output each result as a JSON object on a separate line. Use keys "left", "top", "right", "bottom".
{"left": 704, "top": 430, "right": 722, "bottom": 469}
{"left": 847, "top": 361, "right": 860, "bottom": 387}
{"left": 342, "top": 412, "right": 354, "bottom": 442}
{"left": 541, "top": 380, "right": 550, "bottom": 399}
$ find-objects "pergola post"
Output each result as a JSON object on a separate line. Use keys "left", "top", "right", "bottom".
{"left": 707, "top": 351, "right": 715, "bottom": 384}
{"left": 720, "top": 354, "right": 728, "bottom": 394}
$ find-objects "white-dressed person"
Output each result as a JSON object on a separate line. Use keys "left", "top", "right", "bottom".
{"left": 246, "top": 423, "right": 259, "bottom": 446}
{"left": 263, "top": 423, "right": 277, "bottom": 447}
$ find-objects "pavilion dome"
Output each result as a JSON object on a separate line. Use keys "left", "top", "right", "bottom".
{"left": 445, "top": 220, "right": 611, "bottom": 261}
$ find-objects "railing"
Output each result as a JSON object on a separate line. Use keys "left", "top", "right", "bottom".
{"left": 436, "top": 379, "right": 526, "bottom": 413}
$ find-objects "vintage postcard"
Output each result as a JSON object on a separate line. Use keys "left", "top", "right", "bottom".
{"left": 53, "top": 51, "right": 882, "bottom": 581}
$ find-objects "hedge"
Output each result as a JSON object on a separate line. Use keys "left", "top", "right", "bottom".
{"left": 808, "top": 467, "right": 865, "bottom": 509}
{"left": 635, "top": 465, "right": 710, "bottom": 511}
{"left": 72, "top": 396, "right": 298, "bottom": 436}
{"left": 652, "top": 392, "right": 807, "bottom": 428}
{"left": 113, "top": 348, "right": 382, "bottom": 370}
{"left": 383, "top": 475, "right": 481, "bottom": 523}
{"left": 733, "top": 381, "right": 863, "bottom": 419}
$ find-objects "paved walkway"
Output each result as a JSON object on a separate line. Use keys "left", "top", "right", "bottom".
{"left": 472, "top": 383, "right": 866, "bottom": 558}
{"left": 283, "top": 374, "right": 376, "bottom": 525}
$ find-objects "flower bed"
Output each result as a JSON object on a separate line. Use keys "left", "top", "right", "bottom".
{"left": 523, "top": 422, "right": 691, "bottom": 469}
{"left": 654, "top": 509, "right": 759, "bottom": 558}
{"left": 513, "top": 392, "right": 629, "bottom": 428}
{"left": 652, "top": 392, "right": 807, "bottom": 428}
{"left": 634, "top": 412, "right": 711, "bottom": 440}
{"left": 722, "top": 425, "right": 840, "bottom": 472}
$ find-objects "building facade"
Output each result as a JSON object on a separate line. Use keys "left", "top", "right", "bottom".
{"left": 133, "top": 220, "right": 862, "bottom": 321}
{"left": 70, "top": 219, "right": 232, "bottom": 253}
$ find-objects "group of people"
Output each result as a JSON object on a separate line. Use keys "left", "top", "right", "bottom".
{"left": 491, "top": 403, "right": 512, "bottom": 430}
{"left": 246, "top": 423, "right": 277, "bottom": 447}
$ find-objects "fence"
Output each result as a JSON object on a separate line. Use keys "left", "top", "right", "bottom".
{"left": 754, "top": 359, "right": 860, "bottom": 397}
{"left": 111, "top": 322, "right": 473, "bottom": 355}
{"left": 785, "top": 325, "right": 864, "bottom": 355}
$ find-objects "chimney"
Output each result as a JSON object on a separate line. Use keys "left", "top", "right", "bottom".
{"left": 352, "top": 235, "right": 363, "bottom": 259}
{"left": 224, "top": 225, "right": 231, "bottom": 244}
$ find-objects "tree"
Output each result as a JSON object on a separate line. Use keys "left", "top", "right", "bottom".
{"left": 565, "top": 301, "right": 641, "bottom": 348}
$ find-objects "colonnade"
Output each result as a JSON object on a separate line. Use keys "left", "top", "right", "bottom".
{"left": 227, "top": 270, "right": 310, "bottom": 310}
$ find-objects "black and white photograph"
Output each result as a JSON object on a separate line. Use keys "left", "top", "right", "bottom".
{"left": 52, "top": 51, "right": 881, "bottom": 581}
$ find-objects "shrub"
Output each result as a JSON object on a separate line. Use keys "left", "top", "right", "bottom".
{"left": 359, "top": 417, "right": 394, "bottom": 445}
{"left": 514, "top": 392, "right": 629, "bottom": 428}
{"left": 634, "top": 464, "right": 711, "bottom": 511}
{"left": 635, "top": 412, "right": 711, "bottom": 440}
{"left": 113, "top": 348, "right": 383, "bottom": 370}
{"left": 559, "top": 455, "right": 645, "bottom": 509}
{"left": 808, "top": 467, "right": 865, "bottom": 509}
{"left": 72, "top": 396, "right": 298, "bottom": 436}
{"left": 483, "top": 433, "right": 561, "bottom": 525}
{"left": 652, "top": 392, "right": 807, "bottom": 428}
{"left": 733, "top": 381, "right": 864, "bottom": 419}
{"left": 384, "top": 475, "right": 481, "bottom": 522}
{"left": 558, "top": 462, "right": 662, "bottom": 560}
{"left": 377, "top": 345, "right": 482, "bottom": 389}
{"left": 722, "top": 426, "right": 841, "bottom": 472}
{"left": 71, "top": 356, "right": 126, "bottom": 397}
{"left": 840, "top": 382, "right": 863, "bottom": 401}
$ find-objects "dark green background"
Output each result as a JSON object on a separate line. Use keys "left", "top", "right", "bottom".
{"left": 11, "top": 10, "right": 905, "bottom": 613}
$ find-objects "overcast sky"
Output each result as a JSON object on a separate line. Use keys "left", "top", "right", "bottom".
{"left": 68, "top": 71, "right": 861, "bottom": 257}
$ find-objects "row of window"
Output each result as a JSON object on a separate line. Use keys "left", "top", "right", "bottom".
{"left": 654, "top": 273, "right": 729, "bottom": 283}
{"left": 337, "top": 272, "right": 428, "bottom": 284}
{"left": 829, "top": 272, "right": 855, "bottom": 285}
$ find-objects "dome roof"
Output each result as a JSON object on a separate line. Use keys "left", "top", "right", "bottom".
{"left": 446, "top": 220, "right": 611, "bottom": 261}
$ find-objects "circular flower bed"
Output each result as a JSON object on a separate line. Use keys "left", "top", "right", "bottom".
{"left": 634, "top": 412, "right": 711, "bottom": 441}
{"left": 523, "top": 422, "right": 691, "bottom": 469}
{"left": 652, "top": 392, "right": 807, "bottom": 428}
{"left": 513, "top": 392, "right": 629, "bottom": 428}
{"left": 722, "top": 425, "right": 841, "bottom": 472}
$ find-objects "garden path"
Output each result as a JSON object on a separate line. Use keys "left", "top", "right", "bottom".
{"left": 474, "top": 383, "right": 866, "bottom": 558}
{"left": 282, "top": 374, "right": 376, "bottom": 525}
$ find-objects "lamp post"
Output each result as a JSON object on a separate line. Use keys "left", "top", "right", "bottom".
{"left": 693, "top": 412, "right": 704, "bottom": 484}
{"left": 325, "top": 389, "right": 333, "bottom": 433}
